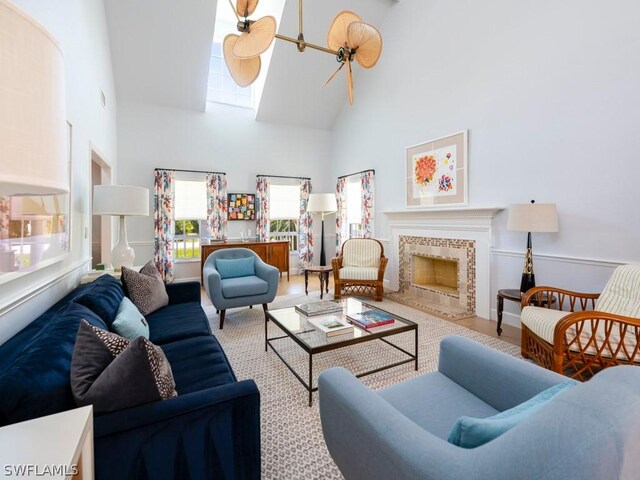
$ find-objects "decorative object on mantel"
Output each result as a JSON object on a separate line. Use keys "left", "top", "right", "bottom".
{"left": 222, "top": 0, "right": 382, "bottom": 104}
{"left": 406, "top": 131, "right": 468, "bottom": 208}
{"left": 307, "top": 193, "right": 337, "bottom": 266}
{"left": 93, "top": 185, "right": 150, "bottom": 271}
{"left": 507, "top": 200, "right": 559, "bottom": 293}
{"left": 0, "top": 0, "right": 68, "bottom": 196}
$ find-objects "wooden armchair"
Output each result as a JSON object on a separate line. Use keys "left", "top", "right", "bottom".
{"left": 520, "top": 264, "right": 640, "bottom": 380}
{"left": 332, "top": 238, "right": 388, "bottom": 301}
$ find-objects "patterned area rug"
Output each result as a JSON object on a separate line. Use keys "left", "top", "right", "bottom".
{"left": 205, "top": 294, "right": 521, "bottom": 479}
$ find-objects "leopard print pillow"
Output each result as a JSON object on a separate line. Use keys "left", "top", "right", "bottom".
{"left": 121, "top": 261, "right": 169, "bottom": 315}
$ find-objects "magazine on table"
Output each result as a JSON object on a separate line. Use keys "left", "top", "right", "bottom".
{"left": 347, "top": 310, "right": 396, "bottom": 330}
{"left": 307, "top": 315, "right": 354, "bottom": 337}
{"left": 295, "top": 300, "right": 344, "bottom": 317}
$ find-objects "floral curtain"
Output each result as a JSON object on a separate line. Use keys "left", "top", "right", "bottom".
{"left": 360, "top": 170, "right": 375, "bottom": 238}
{"left": 335, "top": 177, "right": 348, "bottom": 250}
{"left": 256, "top": 176, "right": 270, "bottom": 241}
{"left": 206, "top": 173, "right": 228, "bottom": 241}
{"left": 0, "top": 196, "right": 9, "bottom": 242}
{"left": 298, "top": 179, "right": 313, "bottom": 271}
{"left": 154, "top": 169, "right": 175, "bottom": 282}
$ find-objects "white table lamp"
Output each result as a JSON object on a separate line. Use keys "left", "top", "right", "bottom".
{"left": 507, "top": 200, "right": 559, "bottom": 293}
{"left": 0, "top": 0, "right": 68, "bottom": 195}
{"left": 93, "top": 185, "right": 149, "bottom": 271}
{"left": 308, "top": 193, "right": 338, "bottom": 266}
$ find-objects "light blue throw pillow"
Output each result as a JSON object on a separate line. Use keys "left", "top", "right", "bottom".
{"left": 216, "top": 257, "right": 255, "bottom": 279}
{"left": 111, "top": 297, "right": 149, "bottom": 340}
{"left": 448, "top": 380, "right": 576, "bottom": 448}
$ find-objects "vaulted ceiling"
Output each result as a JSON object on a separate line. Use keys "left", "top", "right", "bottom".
{"left": 104, "top": 0, "right": 395, "bottom": 130}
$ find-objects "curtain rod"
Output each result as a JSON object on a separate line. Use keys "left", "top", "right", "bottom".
{"left": 338, "top": 169, "right": 375, "bottom": 179}
{"left": 155, "top": 168, "right": 226, "bottom": 175}
{"left": 256, "top": 174, "right": 311, "bottom": 180}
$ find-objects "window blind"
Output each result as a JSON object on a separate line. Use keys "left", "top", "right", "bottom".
{"left": 269, "top": 184, "right": 300, "bottom": 220}
{"left": 346, "top": 179, "right": 362, "bottom": 224}
{"left": 175, "top": 180, "right": 207, "bottom": 220}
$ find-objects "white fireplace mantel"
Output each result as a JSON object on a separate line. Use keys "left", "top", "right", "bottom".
{"left": 383, "top": 207, "right": 504, "bottom": 319}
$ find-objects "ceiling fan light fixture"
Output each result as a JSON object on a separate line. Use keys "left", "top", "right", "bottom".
{"left": 236, "top": 0, "right": 258, "bottom": 18}
{"left": 232, "top": 15, "right": 277, "bottom": 59}
{"left": 223, "top": 34, "right": 261, "bottom": 87}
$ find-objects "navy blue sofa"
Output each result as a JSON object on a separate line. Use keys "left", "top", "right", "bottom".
{"left": 0, "top": 275, "right": 260, "bottom": 480}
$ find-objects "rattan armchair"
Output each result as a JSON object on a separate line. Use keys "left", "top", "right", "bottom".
{"left": 332, "top": 238, "right": 388, "bottom": 302}
{"left": 520, "top": 265, "right": 640, "bottom": 380}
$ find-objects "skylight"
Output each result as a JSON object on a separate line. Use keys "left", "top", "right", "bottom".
{"left": 207, "top": 0, "right": 286, "bottom": 110}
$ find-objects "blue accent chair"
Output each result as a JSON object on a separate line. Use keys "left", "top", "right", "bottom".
{"left": 204, "top": 248, "right": 279, "bottom": 329}
{"left": 319, "top": 335, "right": 640, "bottom": 480}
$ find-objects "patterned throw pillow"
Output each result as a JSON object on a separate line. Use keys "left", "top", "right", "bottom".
{"left": 121, "top": 261, "right": 169, "bottom": 315}
{"left": 71, "top": 320, "right": 177, "bottom": 413}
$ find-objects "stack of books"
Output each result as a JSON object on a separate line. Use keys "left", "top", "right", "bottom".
{"left": 295, "top": 300, "right": 343, "bottom": 317}
{"left": 347, "top": 310, "right": 396, "bottom": 330}
{"left": 307, "top": 315, "right": 353, "bottom": 337}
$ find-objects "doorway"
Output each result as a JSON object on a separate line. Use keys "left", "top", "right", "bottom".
{"left": 90, "top": 148, "right": 112, "bottom": 269}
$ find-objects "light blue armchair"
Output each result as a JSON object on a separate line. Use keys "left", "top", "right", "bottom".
{"left": 319, "top": 335, "right": 640, "bottom": 480}
{"left": 203, "top": 248, "right": 279, "bottom": 329}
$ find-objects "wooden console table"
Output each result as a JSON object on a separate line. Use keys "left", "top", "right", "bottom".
{"left": 201, "top": 240, "right": 290, "bottom": 283}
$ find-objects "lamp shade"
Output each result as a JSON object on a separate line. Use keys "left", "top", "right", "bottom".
{"left": 93, "top": 185, "right": 149, "bottom": 216}
{"left": 507, "top": 203, "right": 559, "bottom": 233}
{"left": 308, "top": 193, "right": 337, "bottom": 214}
{"left": 0, "top": 0, "right": 68, "bottom": 195}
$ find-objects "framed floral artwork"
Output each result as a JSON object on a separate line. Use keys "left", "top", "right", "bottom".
{"left": 405, "top": 131, "right": 468, "bottom": 207}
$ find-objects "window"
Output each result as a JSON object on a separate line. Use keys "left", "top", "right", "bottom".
{"left": 207, "top": 41, "right": 254, "bottom": 108}
{"left": 269, "top": 184, "right": 300, "bottom": 253}
{"left": 346, "top": 178, "right": 363, "bottom": 238}
{"left": 174, "top": 180, "right": 208, "bottom": 260}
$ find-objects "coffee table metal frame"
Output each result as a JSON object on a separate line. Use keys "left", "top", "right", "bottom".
{"left": 265, "top": 302, "right": 418, "bottom": 406}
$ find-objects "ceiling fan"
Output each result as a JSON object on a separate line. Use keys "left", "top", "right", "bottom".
{"left": 223, "top": 0, "right": 383, "bottom": 104}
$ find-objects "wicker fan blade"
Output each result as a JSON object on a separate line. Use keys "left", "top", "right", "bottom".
{"left": 232, "top": 16, "right": 276, "bottom": 59}
{"left": 236, "top": 0, "right": 258, "bottom": 17}
{"left": 346, "top": 60, "right": 354, "bottom": 105}
{"left": 322, "top": 62, "right": 345, "bottom": 87}
{"left": 224, "top": 34, "right": 261, "bottom": 87}
{"left": 348, "top": 22, "right": 383, "bottom": 69}
{"left": 327, "top": 10, "right": 362, "bottom": 50}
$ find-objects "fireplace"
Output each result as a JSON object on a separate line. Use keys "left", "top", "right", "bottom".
{"left": 388, "top": 235, "right": 476, "bottom": 319}
{"left": 411, "top": 256, "right": 459, "bottom": 296}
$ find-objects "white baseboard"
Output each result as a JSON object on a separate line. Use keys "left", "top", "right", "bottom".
{"left": 175, "top": 276, "right": 201, "bottom": 284}
{"left": 489, "top": 308, "right": 522, "bottom": 329}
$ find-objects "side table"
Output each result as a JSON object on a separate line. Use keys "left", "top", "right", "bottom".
{"left": 497, "top": 288, "right": 555, "bottom": 335}
{"left": 304, "top": 266, "right": 333, "bottom": 300}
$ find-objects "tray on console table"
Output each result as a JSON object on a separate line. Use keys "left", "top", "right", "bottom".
{"left": 200, "top": 240, "right": 290, "bottom": 283}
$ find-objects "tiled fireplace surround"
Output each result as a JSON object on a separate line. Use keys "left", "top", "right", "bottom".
{"left": 383, "top": 208, "right": 503, "bottom": 320}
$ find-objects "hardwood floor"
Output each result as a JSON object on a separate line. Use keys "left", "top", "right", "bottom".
{"left": 202, "top": 273, "right": 521, "bottom": 347}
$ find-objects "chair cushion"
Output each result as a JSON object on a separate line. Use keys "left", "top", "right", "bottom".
{"left": 147, "top": 302, "right": 211, "bottom": 345}
{"left": 216, "top": 257, "right": 255, "bottom": 279}
{"left": 596, "top": 264, "right": 640, "bottom": 317}
{"left": 112, "top": 297, "right": 149, "bottom": 340}
{"left": 160, "top": 336, "right": 236, "bottom": 394}
{"left": 221, "top": 276, "right": 269, "bottom": 298}
{"left": 447, "top": 380, "right": 576, "bottom": 448}
{"left": 343, "top": 239, "right": 382, "bottom": 268}
{"left": 121, "top": 262, "right": 169, "bottom": 315}
{"left": 378, "top": 371, "right": 499, "bottom": 440}
{"left": 75, "top": 275, "right": 124, "bottom": 328}
{"left": 339, "top": 266, "right": 378, "bottom": 281}
{"left": 521, "top": 306, "right": 568, "bottom": 343}
{"left": 71, "top": 321, "right": 177, "bottom": 414}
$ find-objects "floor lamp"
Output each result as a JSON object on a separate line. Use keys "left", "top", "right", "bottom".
{"left": 507, "top": 200, "right": 559, "bottom": 293}
{"left": 307, "top": 193, "right": 337, "bottom": 266}
{"left": 93, "top": 185, "right": 149, "bottom": 271}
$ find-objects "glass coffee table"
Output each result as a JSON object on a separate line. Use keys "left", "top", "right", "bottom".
{"left": 265, "top": 298, "right": 418, "bottom": 406}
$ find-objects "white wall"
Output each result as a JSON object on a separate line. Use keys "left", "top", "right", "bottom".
{"left": 117, "top": 101, "right": 333, "bottom": 281}
{"left": 0, "top": 0, "right": 117, "bottom": 344}
{"left": 330, "top": 0, "right": 640, "bottom": 326}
